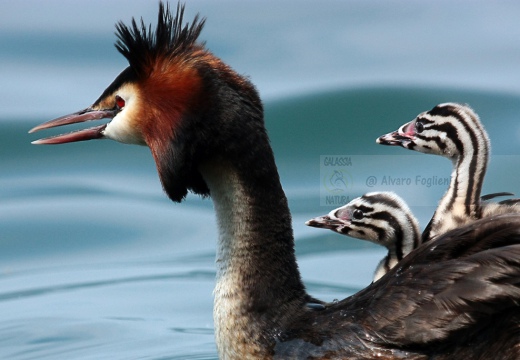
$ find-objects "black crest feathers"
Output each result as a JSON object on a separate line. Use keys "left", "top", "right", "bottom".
{"left": 115, "top": 2, "right": 206, "bottom": 76}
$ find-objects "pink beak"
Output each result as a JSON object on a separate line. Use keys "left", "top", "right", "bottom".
{"left": 29, "top": 108, "right": 117, "bottom": 144}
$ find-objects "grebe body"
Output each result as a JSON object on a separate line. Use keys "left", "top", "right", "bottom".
{"left": 30, "top": 5, "right": 520, "bottom": 359}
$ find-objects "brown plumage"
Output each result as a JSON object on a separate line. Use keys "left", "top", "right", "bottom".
{"left": 30, "top": 3, "right": 520, "bottom": 359}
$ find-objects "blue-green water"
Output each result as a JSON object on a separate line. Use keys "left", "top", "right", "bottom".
{"left": 3, "top": 86, "right": 520, "bottom": 359}
{"left": 2, "top": 1, "right": 520, "bottom": 359}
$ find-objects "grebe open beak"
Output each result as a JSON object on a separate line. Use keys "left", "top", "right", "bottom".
{"left": 29, "top": 108, "right": 117, "bottom": 144}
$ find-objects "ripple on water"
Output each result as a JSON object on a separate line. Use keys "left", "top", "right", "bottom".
{"left": 2, "top": 86, "right": 520, "bottom": 358}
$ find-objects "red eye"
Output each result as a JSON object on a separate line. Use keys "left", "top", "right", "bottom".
{"left": 115, "top": 96, "right": 125, "bottom": 109}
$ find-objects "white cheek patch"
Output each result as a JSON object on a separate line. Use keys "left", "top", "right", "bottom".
{"left": 102, "top": 85, "right": 146, "bottom": 145}
{"left": 104, "top": 110, "right": 146, "bottom": 145}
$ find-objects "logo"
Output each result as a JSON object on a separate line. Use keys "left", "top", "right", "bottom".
{"left": 322, "top": 169, "right": 352, "bottom": 194}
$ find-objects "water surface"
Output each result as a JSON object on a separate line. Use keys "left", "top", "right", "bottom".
{"left": 2, "top": 1, "right": 520, "bottom": 358}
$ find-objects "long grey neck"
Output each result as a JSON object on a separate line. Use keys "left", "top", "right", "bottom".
{"left": 199, "top": 160, "right": 307, "bottom": 359}
{"left": 424, "top": 139, "right": 488, "bottom": 241}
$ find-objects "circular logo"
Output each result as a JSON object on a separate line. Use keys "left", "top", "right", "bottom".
{"left": 322, "top": 169, "right": 352, "bottom": 194}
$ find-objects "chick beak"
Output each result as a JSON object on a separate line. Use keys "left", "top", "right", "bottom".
{"left": 376, "top": 130, "right": 405, "bottom": 146}
{"left": 29, "top": 108, "right": 117, "bottom": 144}
{"left": 306, "top": 215, "right": 347, "bottom": 231}
{"left": 376, "top": 121, "right": 414, "bottom": 147}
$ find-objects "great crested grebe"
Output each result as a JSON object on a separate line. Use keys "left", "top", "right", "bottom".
{"left": 306, "top": 192, "right": 421, "bottom": 282}
{"left": 30, "top": 4, "right": 520, "bottom": 359}
{"left": 377, "top": 103, "right": 520, "bottom": 242}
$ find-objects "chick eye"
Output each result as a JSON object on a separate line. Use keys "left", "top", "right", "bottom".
{"left": 352, "top": 209, "right": 363, "bottom": 220}
{"left": 415, "top": 121, "right": 424, "bottom": 133}
{"left": 115, "top": 95, "right": 125, "bottom": 110}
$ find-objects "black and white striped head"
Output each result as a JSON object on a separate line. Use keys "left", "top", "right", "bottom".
{"left": 376, "top": 103, "right": 490, "bottom": 161}
{"left": 306, "top": 192, "right": 420, "bottom": 253}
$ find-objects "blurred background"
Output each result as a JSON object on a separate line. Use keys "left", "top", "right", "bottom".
{"left": 2, "top": 1, "right": 520, "bottom": 358}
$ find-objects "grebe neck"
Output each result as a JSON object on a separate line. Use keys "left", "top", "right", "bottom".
{"left": 424, "top": 138, "right": 488, "bottom": 241}
{"left": 200, "top": 159, "right": 307, "bottom": 358}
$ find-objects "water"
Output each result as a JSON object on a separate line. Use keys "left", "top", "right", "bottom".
{"left": 2, "top": 1, "right": 520, "bottom": 359}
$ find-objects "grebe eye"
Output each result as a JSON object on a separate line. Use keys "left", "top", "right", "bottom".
{"left": 352, "top": 209, "right": 363, "bottom": 220}
{"left": 115, "top": 95, "right": 125, "bottom": 110}
{"left": 415, "top": 121, "right": 424, "bottom": 133}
